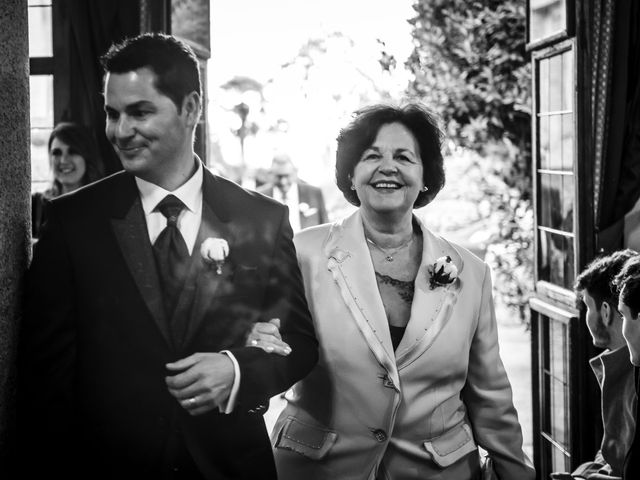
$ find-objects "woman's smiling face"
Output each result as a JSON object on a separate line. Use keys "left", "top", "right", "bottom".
{"left": 351, "top": 122, "right": 424, "bottom": 217}
{"left": 50, "top": 137, "right": 87, "bottom": 191}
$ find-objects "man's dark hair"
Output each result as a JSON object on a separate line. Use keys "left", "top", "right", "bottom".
{"left": 574, "top": 249, "right": 637, "bottom": 308}
{"left": 618, "top": 274, "right": 640, "bottom": 318}
{"left": 100, "top": 33, "right": 201, "bottom": 112}
{"left": 613, "top": 256, "right": 640, "bottom": 317}
{"left": 335, "top": 103, "right": 445, "bottom": 208}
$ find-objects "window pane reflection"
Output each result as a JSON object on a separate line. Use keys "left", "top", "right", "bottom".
{"left": 562, "top": 176, "right": 574, "bottom": 231}
{"left": 562, "top": 49, "right": 574, "bottom": 110}
{"left": 29, "top": 75, "right": 54, "bottom": 128}
{"left": 561, "top": 114, "right": 574, "bottom": 170}
{"left": 529, "top": 0, "right": 567, "bottom": 43}
{"left": 31, "top": 127, "right": 52, "bottom": 192}
{"left": 548, "top": 115, "right": 562, "bottom": 170}
{"left": 538, "top": 230, "right": 575, "bottom": 289}
{"left": 28, "top": 4, "right": 52, "bottom": 57}
{"left": 539, "top": 58, "right": 549, "bottom": 113}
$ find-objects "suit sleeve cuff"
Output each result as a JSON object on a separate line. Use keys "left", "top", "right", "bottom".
{"left": 219, "top": 350, "right": 240, "bottom": 414}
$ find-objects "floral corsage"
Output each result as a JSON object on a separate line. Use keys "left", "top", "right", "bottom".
{"left": 427, "top": 255, "right": 458, "bottom": 290}
{"left": 200, "top": 238, "right": 229, "bottom": 274}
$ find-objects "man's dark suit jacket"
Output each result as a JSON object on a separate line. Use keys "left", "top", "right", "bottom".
{"left": 258, "top": 181, "right": 328, "bottom": 230}
{"left": 18, "top": 166, "right": 318, "bottom": 479}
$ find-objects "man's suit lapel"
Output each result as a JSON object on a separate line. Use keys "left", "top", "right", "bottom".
{"left": 325, "top": 211, "right": 399, "bottom": 387}
{"left": 180, "top": 170, "right": 235, "bottom": 348}
{"left": 395, "top": 221, "right": 464, "bottom": 369}
{"left": 109, "top": 175, "right": 172, "bottom": 349}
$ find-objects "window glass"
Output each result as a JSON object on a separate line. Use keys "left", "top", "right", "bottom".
{"left": 561, "top": 114, "right": 574, "bottom": 171}
{"left": 29, "top": 75, "right": 54, "bottom": 192}
{"left": 538, "top": 230, "right": 575, "bottom": 289}
{"left": 539, "top": 115, "right": 550, "bottom": 170}
{"left": 535, "top": 47, "right": 575, "bottom": 291}
{"left": 548, "top": 54, "right": 562, "bottom": 111}
{"left": 539, "top": 58, "right": 549, "bottom": 113}
{"left": 562, "top": 49, "right": 574, "bottom": 110}
{"left": 548, "top": 115, "right": 562, "bottom": 170}
{"left": 562, "top": 175, "right": 574, "bottom": 231}
{"left": 28, "top": 2, "right": 52, "bottom": 57}
{"left": 529, "top": 0, "right": 567, "bottom": 44}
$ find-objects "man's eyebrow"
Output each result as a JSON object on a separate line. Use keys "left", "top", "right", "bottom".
{"left": 105, "top": 101, "right": 154, "bottom": 111}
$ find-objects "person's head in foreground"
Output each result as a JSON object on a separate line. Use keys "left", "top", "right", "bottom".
{"left": 335, "top": 103, "right": 445, "bottom": 222}
{"left": 615, "top": 256, "right": 640, "bottom": 366}
{"left": 100, "top": 33, "right": 202, "bottom": 190}
{"left": 574, "top": 249, "right": 638, "bottom": 349}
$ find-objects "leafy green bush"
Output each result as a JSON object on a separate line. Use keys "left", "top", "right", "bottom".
{"left": 405, "top": 0, "right": 533, "bottom": 324}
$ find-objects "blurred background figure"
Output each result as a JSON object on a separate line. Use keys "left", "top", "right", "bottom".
{"left": 31, "top": 122, "right": 104, "bottom": 239}
{"left": 258, "top": 152, "right": 328, "bottom": 232}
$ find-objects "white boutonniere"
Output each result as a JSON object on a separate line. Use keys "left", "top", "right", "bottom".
{"left": 200, "top": 238, "right": 229, "bottom": 275}
{"left": 427, "top": 255, "right": 458, "bottom": 290}
{"left": 298, "top": 202, "right": 318, "bottom": 218}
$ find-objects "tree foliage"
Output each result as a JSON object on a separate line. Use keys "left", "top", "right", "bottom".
{"left": 406, "top": 0, "right": 533, "bottom": 323}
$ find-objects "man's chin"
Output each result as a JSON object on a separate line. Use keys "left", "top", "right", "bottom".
{"left": 119, "top": 154, "right": 147, "bottom": 172}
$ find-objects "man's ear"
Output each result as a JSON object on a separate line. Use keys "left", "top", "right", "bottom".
{"left": 601, "top": 301, "right": 612, "bottom": 326}
{"left": 182, "top": 91, "right": 201, "bottom": 126}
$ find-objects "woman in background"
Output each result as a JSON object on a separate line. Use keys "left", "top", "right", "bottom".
{"left": 32, "top": 122, "right": 104, "bottom": 238}
{"left": 248, "top": 103, "right": 534, "bottom": 479}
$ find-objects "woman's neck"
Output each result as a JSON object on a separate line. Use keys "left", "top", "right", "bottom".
{"left": 60, "top": 182, "right": 81, "bottom": 195}
{"left": 361, "top": 209, "right": 415, "bottom": 248}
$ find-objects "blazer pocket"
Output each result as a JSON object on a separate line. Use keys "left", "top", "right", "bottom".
{"left": 422, "top": 423, "right": 477, "bottom": 468}
{"left": 273, "top": 416, "right": 338, "bottom": 460}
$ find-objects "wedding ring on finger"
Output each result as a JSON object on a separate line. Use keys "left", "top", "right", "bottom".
{"left": 185, "top": 396, "right": 197, "bottom": 408}
{"left": 250, "top": 339, "right": 258, "bottom": 346}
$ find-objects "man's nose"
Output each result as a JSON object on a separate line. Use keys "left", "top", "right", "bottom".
{"left": 114, "top": 116, "right": 134, "bottom": 140}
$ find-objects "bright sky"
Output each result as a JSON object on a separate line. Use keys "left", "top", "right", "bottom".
{"left": 209, "top": 0, "right": 415, "bottom": 85}
{"left": 207, "top": 0, "right": 416, "bottom": 200}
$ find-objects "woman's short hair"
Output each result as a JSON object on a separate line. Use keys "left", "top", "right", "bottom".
{"left": 335, "top": 103, "right": 445, "bottom": 208}
{"left": 48, "top": 122, "right": 104, "bottom": 193}
{"left": 100, "top": 33, "right": 201, "bottom": 112}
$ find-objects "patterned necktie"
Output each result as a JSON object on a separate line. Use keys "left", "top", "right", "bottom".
{"left": 153, "top": 194, "right": 190, "bottom": 317}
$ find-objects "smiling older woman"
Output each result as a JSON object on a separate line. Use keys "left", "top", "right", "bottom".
{"left": 248, "top": 103, "right": 535, "bottom": 480}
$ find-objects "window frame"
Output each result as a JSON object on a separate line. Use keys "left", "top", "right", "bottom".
{"left": 526, "top": 0, "right": 575, "bottom": 51}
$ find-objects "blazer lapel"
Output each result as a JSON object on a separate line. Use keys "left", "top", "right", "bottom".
{"left": 181, "top": 171, "right": 235, "bottom": 347}
{"left": 326, "top": 211, "right": 399, "bottom": 388}
{"left": 110, "top": 177, "right": 172, "bottom": 349}
{"left": 396, "top": 220, "right": 465, "bottom": 369}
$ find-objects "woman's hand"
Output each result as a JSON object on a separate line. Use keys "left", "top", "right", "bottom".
{"left": 246, "top": 318, "right": 292, "bottom": 356}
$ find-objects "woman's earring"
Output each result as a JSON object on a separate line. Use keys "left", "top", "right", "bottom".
{"left": 422, "top": 186, "right": 429, "bottom": 192}
{"left": 350, "top": 185, "right": 356, "bottom": 191}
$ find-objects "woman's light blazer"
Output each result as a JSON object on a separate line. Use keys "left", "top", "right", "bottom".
{"left": 271, "top": 210, "right": 535, "bottom": 480}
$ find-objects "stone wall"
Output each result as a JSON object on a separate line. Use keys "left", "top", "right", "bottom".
{"left": 0, "top": 0, "right": 31, "bottom": 469}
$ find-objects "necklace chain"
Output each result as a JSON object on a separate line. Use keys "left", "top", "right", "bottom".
{"left": 366, "top": 235, "right": 414, "bottom": 262}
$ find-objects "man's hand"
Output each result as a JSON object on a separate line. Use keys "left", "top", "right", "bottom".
{"left": 245, "top": 318, "right": 291, "bottom": 356}
{"left": 165, "top": 353, "right": 234, "bottom": 416}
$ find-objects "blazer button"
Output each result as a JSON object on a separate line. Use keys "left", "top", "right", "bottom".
{"left": 372, "top": 429, "right": 388, "bottom": 442}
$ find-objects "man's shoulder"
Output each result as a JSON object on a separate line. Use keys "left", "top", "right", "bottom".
{"left": 49, "top": 171, "right": 130, "bottom": 212}
{"left": 205, "top": 171, "right": 285, "bottom": 218}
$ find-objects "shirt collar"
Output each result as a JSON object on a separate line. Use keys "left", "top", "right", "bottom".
{"left": 135, "top": 160, "right": 203, "bottom": 215}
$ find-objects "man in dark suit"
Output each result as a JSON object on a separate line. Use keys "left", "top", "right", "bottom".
{"left": 18, "top": 33, "right": 318, "bottom": 480}
{"left": 258, "top": 153, "right": 328, "bottom": 232}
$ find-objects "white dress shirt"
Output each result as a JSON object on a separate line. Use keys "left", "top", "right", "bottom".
{"left": 134, "top": 161, "right": 240, "bottom": 413}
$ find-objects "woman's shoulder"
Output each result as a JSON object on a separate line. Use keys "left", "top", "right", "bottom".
{"left": 294, "top": 222, "right": 333, "bottom": 249}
